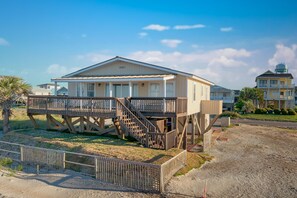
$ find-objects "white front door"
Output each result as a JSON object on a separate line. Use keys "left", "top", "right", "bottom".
{"left": 150, "top": 83, "right": 160, "bottom": 97}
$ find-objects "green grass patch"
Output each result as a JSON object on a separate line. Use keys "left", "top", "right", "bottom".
{"left": 175, "top": 152, "right": 213, "bottom": 176}
{"left": 0, "top": 157, "right": 13, "bottom": 167}
{"left": 240, "top": 114, "right": 297, "bottom": 122}
{"left": 1, "top": 129, "right": 182, "bottom": 165}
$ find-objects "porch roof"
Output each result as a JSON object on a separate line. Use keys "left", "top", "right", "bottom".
{"left": 52, "top": 74, "right": 175, "bottom": 83}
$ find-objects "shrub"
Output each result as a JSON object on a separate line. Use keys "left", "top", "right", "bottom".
{"left": 255, "top": 108, "right": 267, "bottom": 114}
{"left": 242, "top": 101, "right": 255, "bottom": 113}
{"left": 274, "top": 109, "right": 281, "bottom": 115}
{"left": 294, "top": 106, "right": 297, "bottom": 113}
{"left": 281, "top": 108, "right": 288, "bottom": 115}
{"left": 267, "top": 104, "right": 275, "bottom": 109}
{"left": 265, "top": 108, "right": 273, "bottom": 114}
{"left": 220, "top": 111, "right": 241, "bottom": 118}
{"left": 287, "top": 108, "right": 296, "bottom": 115}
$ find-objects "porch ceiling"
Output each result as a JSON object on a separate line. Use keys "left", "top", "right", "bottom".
{"left": 52, "top": 74, "right": 175, "bottom": 82}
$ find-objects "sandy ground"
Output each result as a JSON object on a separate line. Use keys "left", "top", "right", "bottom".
{"left": 1, "top": 124, "right": 297, "bottom": 197}
{"left": 165, "top": 124, "right": 297, "bottom": 197}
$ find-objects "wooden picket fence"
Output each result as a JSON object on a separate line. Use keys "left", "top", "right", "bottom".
{"left": 0, "top": 140, "right": 186, "bottom": 193}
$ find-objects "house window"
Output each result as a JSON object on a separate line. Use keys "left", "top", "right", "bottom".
{"left": 132, "top": 84, "right": 138, "bottom": 97}
{"left": 259, "top": 80, "right": 267, "bottom": 87}
{"left": 150, "top": 83, "right": 160, "bottom": 97}
{"left": 193, "top": 83, "right": 196, "bottom": 101}
{"left": 105, "top": 84, "right": 110, "bottom": 96}
{"left": 87, "top": 83, "right": 95, "bottom": 97}
{"left": 76, "top": 83, "right": 81, "bottom": 97}
{"left": 270, "top": 80, "right": 277, "bottom": 87}
{"left": 166, "top": 82, "right": 174, "bottom": 97}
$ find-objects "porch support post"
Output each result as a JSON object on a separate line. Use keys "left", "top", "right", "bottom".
{"left": 129, "top": 81, "right": 132, "bottom": 97}
{"left": 163, "top": 79, "right": 167, "bottom": 113}
{"left": 109, "top": 82, "right": 112, "bottom": 97}
{"left": 163, "top": 79, "right": 167, "bottom": 97}
{"left": 109, "top": 82, "right": 112, "bottom": 110}
{"left": 54, "top": 82, "right": 58, "bottom": 96}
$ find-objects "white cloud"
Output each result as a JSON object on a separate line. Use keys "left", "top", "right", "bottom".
{"left": 138, "top": 32, "right": 148, "bottom": 38}
{"left": 208, "top": 56, "right": 247, "bottom": 67}
{"left": 191, "top": 44, "right": 199, "bottom": 49}
{"left": 220, "top": 27, "right": 233, "bottom": 32}
{"left": 47, "top": 64, "right": 81, "bottom": 76}
{"left": 0, "top": 38, "right": 9, "bottom": 46}
{"left": 143, "top": 24, "right": 170, "bottom": 31}
{"left": 161, "top": 39, "right": 182, "bottom": 48}
{"left": 248, "top": 67, "right": 263, "bottom": 75}
{"left": 268, "top": 43, "right": 297, "bottom": 79}
{"left": 268, "top": 44, "right": 297, "bottom": 66}
{"left": 127, "top": 48, "right": 253, "bottom": 87}
{"left": 174, "top": 24, "right": 205, "bottom": 30}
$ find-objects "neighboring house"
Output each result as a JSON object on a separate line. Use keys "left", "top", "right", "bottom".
{"left": 27, "top": 56, "right": 222, "bottom": 150}
{"left": 31, "top": 87, "right": 51, "bottom": 95}
{"left": 233, "top": 90, "right": 240, "bottom": 104}
{"left": 295, "top": 86, "right": 297, "bottom": 106}
{"left": 37, "top": 83, "right": 61, "bottom": 95}
{"left": 256, "top": 63, "right": 295, "bottom": 109}
{"left": 37, "top": 83, "right": 61, "bottom": 90}
{"left": 210, "top": 85, "right": 235, "bottom": 111}
{"left": 57, "top": 87, "right": 68, "bottom": 96}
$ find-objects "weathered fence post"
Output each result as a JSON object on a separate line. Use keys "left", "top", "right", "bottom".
{"left": 95, "top": 157, "right": 98, "bottom": 179}
{"left": 160, "top": 165, "right": 164, "bottom": 193}
{"left": 20, "top": 146, "right": 24, "bottom": 161}
{"left": 62, "top": 152, "right": 66, "bottom": 169}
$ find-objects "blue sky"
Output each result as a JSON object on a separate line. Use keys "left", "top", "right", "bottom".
{"left": 0, "top": 0, "right": 297, "bottom": 89}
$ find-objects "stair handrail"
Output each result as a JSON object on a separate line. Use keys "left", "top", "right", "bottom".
{"left": 124, "top": 98, "right": 158, "bottom": 133}
{"left": 115, "top": 98, "right": 149, "bottom": 133}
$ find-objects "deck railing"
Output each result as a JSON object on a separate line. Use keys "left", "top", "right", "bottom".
{"left": 28, "top": 96, "right": 117, "bottom": 117}
{"left": 27, "top": 96, "right": 187, "bottom": 116}
{"left": 129, "top": 97, "right": 187, "bottom": 115}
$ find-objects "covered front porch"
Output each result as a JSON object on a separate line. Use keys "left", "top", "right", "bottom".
{"left": 52, "top": 74, "right": 177, "bottom": 98}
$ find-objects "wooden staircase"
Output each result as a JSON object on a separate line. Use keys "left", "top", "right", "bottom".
{"left": 114, "top": 98, "right": 165, "bottom": 149}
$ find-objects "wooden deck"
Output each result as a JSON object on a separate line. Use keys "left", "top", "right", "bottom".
{"left": 27, "top": 96, "right": 187, "bottom": 117}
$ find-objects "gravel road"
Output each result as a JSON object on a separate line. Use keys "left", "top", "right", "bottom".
{"left": 165, "top": 124, "right": 297, "bottom": 197}
{"left": 232, "top": 119, "right": 297, "bottom": 129}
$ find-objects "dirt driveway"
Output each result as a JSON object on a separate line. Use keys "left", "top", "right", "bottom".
{"left": 165, "top": 124, "right": 297, "bottom": 197}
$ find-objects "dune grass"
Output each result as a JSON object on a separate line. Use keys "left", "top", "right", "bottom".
{"left": 0, "top": 108, "right": 50, "bottom": 130}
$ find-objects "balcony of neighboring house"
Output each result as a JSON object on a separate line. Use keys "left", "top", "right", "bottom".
{"left": 264, "top": 95, "right": 295, "bottom": 101}
{"left": 268, "top": 83, "right": 295, "bottom": 89}
{"left": 210, "top": 96, "right": 234, "bottom": 103}
{"left": 258, "top": 84, "right": 268, "bottom": 88}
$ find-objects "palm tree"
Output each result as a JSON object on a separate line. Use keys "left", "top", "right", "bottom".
{"left": 0, "top": 76, "right": 31, "bottom": 133}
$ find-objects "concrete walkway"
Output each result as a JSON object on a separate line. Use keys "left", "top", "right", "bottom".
{"left": 231, "top": 119, "right": 297, "bottom": 129}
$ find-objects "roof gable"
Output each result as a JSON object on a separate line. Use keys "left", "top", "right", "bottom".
{"left": 62, "top": 56, "right": 214, "bottom": 85}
